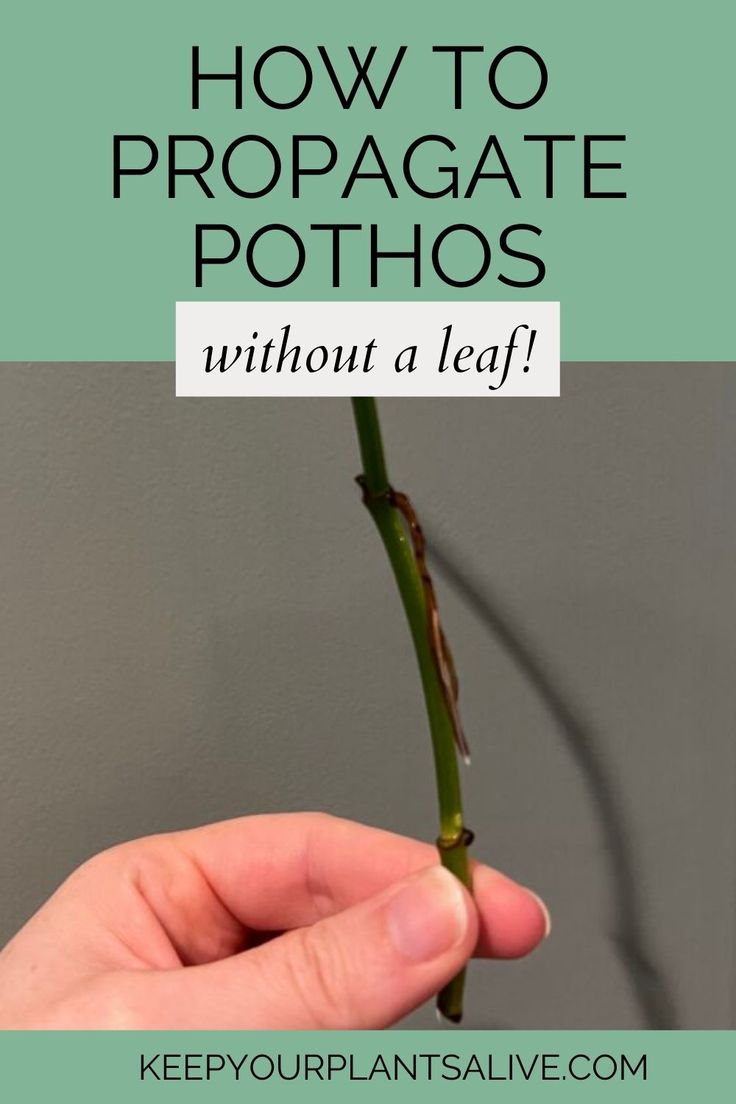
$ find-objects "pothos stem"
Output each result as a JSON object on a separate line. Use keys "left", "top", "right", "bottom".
{"left": 351, "top": 396, "right": 473, "bottom": 1023}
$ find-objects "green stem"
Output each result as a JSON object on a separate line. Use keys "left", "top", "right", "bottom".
{"left": 351, "top": 396, "right": 472, "bottom": 1023}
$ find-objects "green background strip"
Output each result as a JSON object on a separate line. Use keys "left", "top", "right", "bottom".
{"left": 0, "top": 0, "right": 733, "bottom": 361}
{"left": 1, "top": 1031, "right": 733, "bottom": 1100}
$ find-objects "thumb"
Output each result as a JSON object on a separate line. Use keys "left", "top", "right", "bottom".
{"left": 151, "top": 865, "right": 477, "bottom": 1028}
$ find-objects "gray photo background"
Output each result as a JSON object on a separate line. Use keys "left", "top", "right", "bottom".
{"left": 0, "top": 362, "right": 734, "bottom": 1028}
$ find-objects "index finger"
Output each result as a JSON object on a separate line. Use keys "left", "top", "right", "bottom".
{"left": 173, "top": 812, "right": 549, "bottom": 960}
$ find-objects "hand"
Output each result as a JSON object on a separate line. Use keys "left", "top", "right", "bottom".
{"left": 0, "top": 813, "right": 549, "bottom": 1029}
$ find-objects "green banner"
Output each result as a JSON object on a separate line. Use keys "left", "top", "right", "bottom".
{"left": 1, "top": 0, "right": 733, "bottom": 361}
{"left": 1, "top": 1031, "right": 734, "bottom": 1100}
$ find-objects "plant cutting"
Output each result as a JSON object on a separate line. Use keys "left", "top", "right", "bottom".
{"left": 351, "top": 396, "right": 473, "bottom": 1023}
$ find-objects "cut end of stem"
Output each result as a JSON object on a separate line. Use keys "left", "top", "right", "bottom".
{"left": 436, "top": 1005, "right": 463, "bottom": 1026}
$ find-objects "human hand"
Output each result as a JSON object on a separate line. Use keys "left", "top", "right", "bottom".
{"left": 0, "top": 813, "right": 549, "bottom": 1029}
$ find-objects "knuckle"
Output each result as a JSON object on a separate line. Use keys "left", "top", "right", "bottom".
{"left": 302, "top": 811, "right": 340, "bottom": 840}
{"left": 60, "top": 838, "right": 154, "bottom": 896}
{"left": 285, "top": 924, "right": 355, "bottom": 1028}
{"left": 90, "top": 975, "right": 145, "bottom": 1029}
{"left": 52, "top": 973, "right": 149, "bottom": 1029}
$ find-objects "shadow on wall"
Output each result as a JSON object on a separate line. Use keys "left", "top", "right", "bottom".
{"left": 427, "top": 531, "right": 679, "bottom": 1030}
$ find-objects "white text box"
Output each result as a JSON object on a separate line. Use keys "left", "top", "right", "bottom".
{"left": 176, "top": 301, "right": 559, "bottom": 397}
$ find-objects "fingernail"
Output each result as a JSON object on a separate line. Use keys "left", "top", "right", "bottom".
{"left": 387, "top": 866, "right": 469, "bottom": 962}
{"left": 527, "top": 889, "right": 552, "bottom": 938}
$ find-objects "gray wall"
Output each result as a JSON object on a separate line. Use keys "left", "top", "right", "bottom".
{"left": 0, "top": 363, "right": 734, "bottom": 1028}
